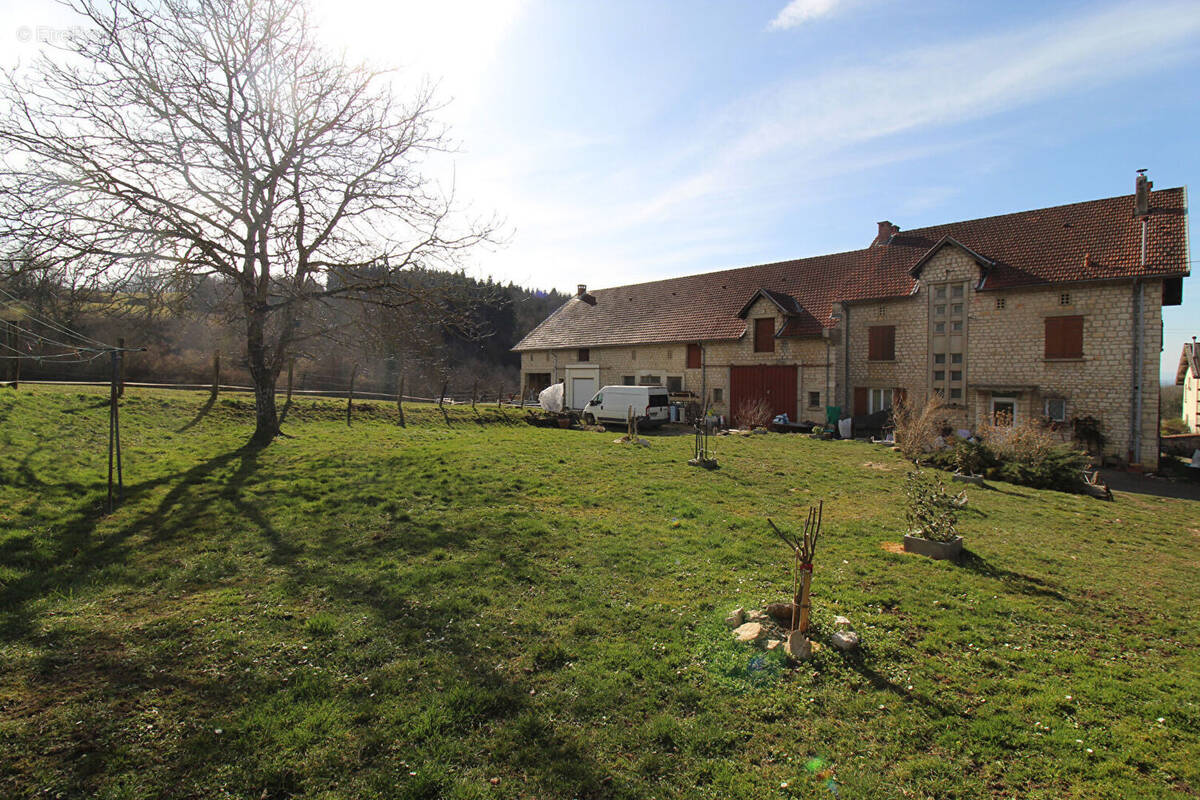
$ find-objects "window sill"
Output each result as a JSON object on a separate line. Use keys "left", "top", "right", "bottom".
{"left": 1044, "top": 357, "right": 1085, "bottom": 363}
{"left": 867, "top": 358, "right": 896, "bottom": 363}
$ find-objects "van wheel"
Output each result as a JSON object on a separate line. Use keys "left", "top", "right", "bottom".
{"left": 583, "top": 413, "right": 595, "bottom": 425}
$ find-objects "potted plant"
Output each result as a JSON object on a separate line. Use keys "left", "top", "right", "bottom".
{"left": 902, "top": 469, "right": 963, "bottom": 559}
{"left": 951, "top": 439, "right": 986, "bottom": 485}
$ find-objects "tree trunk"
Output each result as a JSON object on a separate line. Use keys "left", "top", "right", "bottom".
{"left": 246, "top": 308, "right": 280, "bottom": 443}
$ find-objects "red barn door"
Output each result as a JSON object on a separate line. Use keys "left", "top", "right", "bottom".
{"left": 730, "top": 365, "right": 797, "bottom": 425}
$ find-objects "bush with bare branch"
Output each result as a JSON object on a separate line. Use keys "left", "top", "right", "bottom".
{"left": 734, "top": 394, "right": 775, "bottom": 429}
{"left": 891, "top": 393, "right": 945, "bottom": 463}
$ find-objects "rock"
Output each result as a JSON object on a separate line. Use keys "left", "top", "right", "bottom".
{"left": 830, "top": 630, "right": 860, "bottom": 651}
{"left": 747, "top": 609, "right": 770, "bottom": 624}
{"left": 724, "top": 607, "right": 745, "bottom": 628}
{"left": 833, "top": 615, "right": 851, "bottom": 628}
{"left": 733, "top": 622, "right": 766, "bottom": 643}
{"left": 785, "top": 631, "right": 811, "bottom": 660}
{"left": 766, "top": 639, "right": 783, "bottom": 651}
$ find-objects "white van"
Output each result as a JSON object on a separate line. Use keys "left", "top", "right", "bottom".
{"left": 582, "top": 385, "right": 671, "bottom": 428}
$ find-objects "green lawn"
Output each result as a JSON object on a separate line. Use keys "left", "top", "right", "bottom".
{"left": 1, "top": 386, "right": 1198, "bottom": 799}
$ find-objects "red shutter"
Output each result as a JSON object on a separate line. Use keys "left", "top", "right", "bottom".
{"left": 754, "top": 318, "right": 775, "bottom": 352}
{"left": 687, "top": 343, "right": 702, "bottom": 369}
{"left": 1045, "top": 316, "right": 1083, "bottom": 359}
{"left": 868, "top": 326, "right": 895, "bottom": 360}
{"left": 853, "top": 387, "right": 869, "bottom": 416}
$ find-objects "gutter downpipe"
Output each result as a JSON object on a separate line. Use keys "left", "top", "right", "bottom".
{"left": 842, "top": 302, "right": 851, "bottom": 413}
{"left": 1130, "top": 218, "right": 1147, "bottom": 465}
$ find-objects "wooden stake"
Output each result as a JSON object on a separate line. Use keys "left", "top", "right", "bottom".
{"left": 471, "top": 380, "right": 477, "bottom": 410}
{"left": 798, "top": 567, "right": 812, "bottom": 634}
{"left": 346, "top": 362, "right": 358, "bottom": 426}
{"left": 439, "top": 380, "right": 450, "bottom": 424}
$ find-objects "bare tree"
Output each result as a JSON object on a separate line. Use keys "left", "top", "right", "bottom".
{"left": 0, "top": 0, "right": 494, "bottom": 442}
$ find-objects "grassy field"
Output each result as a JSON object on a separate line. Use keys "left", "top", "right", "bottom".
{"left": 1, "top": 386, "right": 1198, "bottom": 799}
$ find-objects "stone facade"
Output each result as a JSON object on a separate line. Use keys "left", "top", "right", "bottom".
{"left": 523, "top": 246, "right": 1166, "bottom": 469}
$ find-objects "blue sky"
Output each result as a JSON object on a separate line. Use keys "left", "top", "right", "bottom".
{"left": 4, "top": 0, "right": 1199, "bottom": 380}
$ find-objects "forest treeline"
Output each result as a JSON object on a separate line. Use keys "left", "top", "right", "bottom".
{"left": 1, "top": 265, "right": 568, "bottom": 398}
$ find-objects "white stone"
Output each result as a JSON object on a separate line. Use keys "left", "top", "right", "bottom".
{"left": 733, "top": 622, "right": 766, "bottom": 643}
{"left": 785, "top": 630, "right": 811, "bottom": 660}
{"left": 831, "top": 630, "right": 861, "bottom": 651}
{"left": 834, "top": 615, "right": 852, "bottom": 628}
{"left": 724, "top": 607, "right": 745, "bottom": 628}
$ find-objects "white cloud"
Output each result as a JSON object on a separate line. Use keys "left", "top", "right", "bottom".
{"left": 768, "top": 0, "right": 845, "bottom": 30}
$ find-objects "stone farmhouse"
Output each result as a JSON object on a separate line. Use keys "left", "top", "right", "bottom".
{"left": 514, "top": 175, "right": 1189, "bottom": 470}
{"left": 1178, "top": 341, "right": 1199, "bottom": 434}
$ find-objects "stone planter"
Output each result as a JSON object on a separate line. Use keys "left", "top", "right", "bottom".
{"left": 903, "top": 533, "right": 963, "bottom": 560}
{"left": 951, "top": 472, "right": 984, "bottom": 485}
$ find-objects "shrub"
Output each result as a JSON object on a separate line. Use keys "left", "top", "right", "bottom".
{"left": 903, "top": 469, "right": 960, "bottom": 542}
{"left": 952, "top": 438, "right": 992, "bottom": 476}
{"left": 980, "top": 418, "right": 1089, "bottom": 492}
{"left": 1161, "top": 417, "right": 1189, "bottom": 436}
{"left": 735, "top": 394, "right": 775, "bottom": 428}
{"left": 892, "top": 393, "right": 945, "bottom": 464}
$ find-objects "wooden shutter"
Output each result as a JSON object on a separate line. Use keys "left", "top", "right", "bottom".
{"left": 894, "top": 387, "right": 907, "bottom": 410}
{"left": 868, "top": 326, "right": 895, "bottom": 360}
{"left": 687, "top": 343, "right": 702, "bottom": 369}
{"left": 754, "top": 318, "right": 775, "bottom": 353}
{"left": 853, "top": 387, "right": 869, "bottom": 416}
{"left": 1045, "top": 316, "right": 1083, "bottom": 359}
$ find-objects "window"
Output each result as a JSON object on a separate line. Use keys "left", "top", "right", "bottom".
{"left": 933, "top": 370, "right": 945, "bottom": 381}
{"left": 951, "top": 303, "right": 963, "bottom": 315}
{"left": 631, "top": 349, "right": 636, "bottom": 361}
{"left": 934, "top": 321, "right": 945, "bottom": 334}
{"left": 686, "top": 343, "right": 702, "bottom": 369}
{"left": 876, "top": 305, "right": 885, "bottom": 318}
{"left": 577, "top": 348, "right": 590, "bottom": 362}
{"left": 869, "top": 388, "right": 893, "bottom": 413}
{"left": 754, "top": 318, "right": 775, "bottom": 352}
{"left": 638, "top": 375, "right": 662, "bottom": 386}
{"left": 868, "top": 325, "right": 895, "bottom": 361}
{"left": 666, "top": 376, "right": 683, "bottom": 393}
{"left": 996, "top": 297, "right": 1006, "bottom": 309}
{"left": 622, "top": 375, "right": 635, "bottom": 386}
{"left": 991, "top": 395, "right": 1017, "bottom": 426}
{"left": 1045, "top": 397, "right": 1067, "bottom": 422}
{"left": 808, "top": 391, "right": 821, "bottom": 408}
{"left": 590, "top": 393, "right": 602, "bottom": 405}
{"left": 1045, "top": 316, "right": 1084, "bottom": 359}
{"left": 1060, "top": 293, "right": 1071, "bottom": 306}
{"left": 951, "top": 320, "right": 963, "bottom": 332}
{"left": 951, "top": 353, "right": 962, "bottom": 364}
{"left": 951, "top": 370, "right": 962, "bottom": 382}
{"left": 949, "top": 388, "right": 962, "bottom": 400}
{"left": 712, "top": 388, "right": 723, "bottom": 404}
{"left": 952, "top": 285, "right": 964, "bottom": 298}
{"left": 935, "top": 286, "right": 947, "bottom": 299}
{"left": 934, "top": 353, "right": 946, "bottom": 364}
{"left": 935, "top": 304, "right": 946, "bottom": 316}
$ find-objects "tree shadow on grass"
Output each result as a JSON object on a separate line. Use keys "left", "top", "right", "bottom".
{"left": 176, "top": 394, "right": 218, "bottom": 432}
{"left": 956, "top": 550, "right": 1066, "bottom": 601}
{"left": 833, "top": 643, "right": 957, "bottom": 718}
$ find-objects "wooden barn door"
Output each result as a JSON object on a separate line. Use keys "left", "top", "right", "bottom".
{"left": 730, "top": 365, "right": 797, "bottom": 425}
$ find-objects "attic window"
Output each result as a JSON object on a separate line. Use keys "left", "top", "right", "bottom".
{"left": 1059, "top": 293, "right": 1071, "bottom": 306}
{"left": 754, "top": 318, "right": 775, "bottom": 352}
{"left": 577, "top": 348, "right": 590, "bottom": 362}
{"left": 876, "top": 305, "right": 885, "bottom": 318}
{"left": 996, "top": 297, "right": 1006, "bottom": 309}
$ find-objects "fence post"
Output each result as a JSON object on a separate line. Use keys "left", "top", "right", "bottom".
{"left": 347, "top": 363, "right": 358, "bottom": 427}
{"left": 396, "top": 374, "right": 406, "bottom": 427}
{"left": 210, "top": 350, "right": 220, "bottom": 400}
{"left": 117, "top": 336, "right": 126, "bottom": 397}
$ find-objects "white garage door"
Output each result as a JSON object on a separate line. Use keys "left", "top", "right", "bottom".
{"left": 570, "top": 377, "right": 595, "bottom": 410}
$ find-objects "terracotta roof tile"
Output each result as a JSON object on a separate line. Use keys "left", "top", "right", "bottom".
{"left": 514, "top": 188, "right": 1189, "bottom": 351}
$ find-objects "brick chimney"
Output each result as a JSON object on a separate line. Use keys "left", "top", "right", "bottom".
{"left": 1134, "top": 170, "right": 1152, "bottom": 217}
{"left": 873, "top": 221, "right": 899, "bottom": 246}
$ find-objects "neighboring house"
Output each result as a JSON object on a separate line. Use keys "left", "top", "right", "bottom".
{"left": 514, "top": 175, "right": 1189, "bottom": 470}
{"left": 1178, "top": 341, "right": 1200, "bottom": 433}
